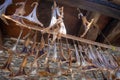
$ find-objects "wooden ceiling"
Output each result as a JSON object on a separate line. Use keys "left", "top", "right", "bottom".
{"left": 0, "top": 0, "right": 120, "bottom": 46}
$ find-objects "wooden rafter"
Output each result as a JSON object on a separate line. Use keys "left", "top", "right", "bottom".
{"left": 49, "top": 0, "right": 120, "bottom": 20}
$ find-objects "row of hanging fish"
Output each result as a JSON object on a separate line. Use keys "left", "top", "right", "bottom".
{"left": 0, "top": 0, "right": 94, "bottom": 38}
{"left": 0, "top": 0, "right": 120, "bottom": 79}
{"left": 0, "top": 33, "right": 120, "bottom": 79}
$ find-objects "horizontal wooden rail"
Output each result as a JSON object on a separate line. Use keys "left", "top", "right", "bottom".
{"left": 2, "top": 14, "right": 120, "bottom": 51}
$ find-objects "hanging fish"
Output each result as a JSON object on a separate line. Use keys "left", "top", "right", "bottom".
{"left": 29, "top": 31, "right": 37, "bottom": 55}
{"left": 49, "top": 1, "right": 57, "bottom": 27}
{"left": 100, "top": 70, "right": 108, "bottom": 80}
{"left": 95, "top": 48, "right": 105, "bottom": 67}
{"left": 12, "top": 28, "right": 23, "bottom": 52}
{"left": 21, "top": 30, "right": 35, "bottom": 54}
{"left": 65, "top": 38, "right": 72, "bottom": 68}
{"left": 0, "top": 0, "right": 12, "bottom": 25}
{"left": 93, "top": 48, "right": 106, "bottom": 67}
{"left": 92, "top": 71, "right": 98, "bottom": 80}
{"left": 30, "top": 34, "right": 45, "bottom": 74}
{"left": 42, "top": 1, "right": 58, "bottom": 33}
{"left": 39, "top": 34, "right": 45, "bottom": 50}
{"left": 13, "top": 55, "right": 28, "bottom": 76}
{"left": 30, "top": 57, "right": 39, "bottom": 75}
{"left": 19, "top": 2, "right": 43, "bottom": 26}
{"left": 77, "top": 8, "right": 94, "bottom": 37}
{"left": 81, "top": 17, "right": 94, "bottom": 37}
{"left": 115, "top": 69, "right": 120, "bottom": 79}
{"left": 44, "top": 39, "right": 51, "bottom": 64}
{"left": 0, "top": 49, "right": 13, "bottom": 72}
{"left": 53, "top": 42, "right": 57, "bottom": 62}
{"left": 13, "top": 0, "right": 27, "bottom": 16}
{"left": 36, "top": 34, "right": 45, "bottom": 57}
{"left": 52, "top": 7, "right": 67, "bottom": 42}
{"left": 59, "top": 39, "right": 67, "bottom": 61}
{"left": 73, "top": 41, "right": 81, "bottom": 66}
{"left": 78, "top": 45, "right": 88, "bottom": 67}
{"left": 43, "top": 1, "right": 67, "bottom": 42}
{"left": 11, "top": 0, "right": 27, "bottom": 24}
{"left": 57, "top": 60, "right": 62, "bottom": 76}
{"left": 111, "top": 54, "right": 120, "bottom": 68}
{"left": 88, "top": 45, "right": 102, "bottom": 67}
{"left": 100, "top": 51, "right": 112, "bottom": 69}
{"left": 58, "top": 7, "right": 67, "bottom": 35}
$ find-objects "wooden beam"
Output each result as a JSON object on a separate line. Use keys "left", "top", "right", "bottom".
{"left": 109, "top": 0, "right": 120, "bottom": 5}
{"left": 104, "top": 21, "right": 120, "bottom": 44}
{"left": 85, "top": 12, "right": 100, "bottom": 41}
{"left": 49, "top": 0, "right": 120, "bottom": 20}
{"left": 2, "top": 14, "right": 120, "bottom": 51}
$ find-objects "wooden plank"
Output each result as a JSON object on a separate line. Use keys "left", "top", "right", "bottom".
{"left": 49, "top": 0, "right": 120, "bottom": 20}
{"left": 2, "top": 14, "right": 120, "bottom": 51}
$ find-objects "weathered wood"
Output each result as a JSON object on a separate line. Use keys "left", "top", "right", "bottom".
{"left": 49, "top": 0, "right": 120, "bottom": 20}
{"left": 2, "top": 14, "right": 120, "bottom": 51}
{"left": 104, "top": 21, "right": 120, "bottom": 45}
{"left": 109, "top": 0, "right": 120, "bottom": 5}
{"left": 85, "top": 12, "right": 100, "bottom": 41}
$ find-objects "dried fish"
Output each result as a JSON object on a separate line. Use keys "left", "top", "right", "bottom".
{"left": 100, "top": 70, "right": 108, "bottom": 80}
{"left": 81, "top": 18, "right": 94, "bottom": 37}
{"left": 77, "top": 8, "right": 94, "bottom": 38}
{"left": 11, "top": 0, "right": 27, "bottom": 24}
{"left": 0, "top": 0, "right": 12, "bottom": 25}
{"left": 105, "top": 52, "right": 118, "bottom": 69}
{"left": 29, "top": 31, "right": 37, "bottom": 55}
{"left": 21, "top": 30, "right": 35, "bottom": 54}
{"left": 88, "top": 45, "right": 102, "bottom": 68}
{"left": 49, "top": 1, "right": 58, "bottom": 28}
{"left": 13, "top": 0, "right": 27, "bottom": 16}
{"left": 12, "top": 28, "right": 23, "bottom": 52}
{"left": 115, "top": 69, "right": 120, "bottom": 79}
{"left": 99, "top": 50, "right": 112, "bottom": 69}
{"left": 66, "top": 38, "right": 72, "bottom": 69}
{"left": 52, "top": 7, "right": 67, "bottom": 42}
{"left": 43, "top": 1, "right": 66, "bottom": 42}
{"left": 58, "top": 7, "right": 67, "bottom": 35}
{"left": 30, "top": 58, "right": 38, "bottom": 75}
{"left": 44, "top": 39, "right": 51, "bottom": 64}
{"left": 39, "top": 34, "right": 45, "bottom": 50}
{"left": 42, "top": 1, "right": 58, "bottom": 33}
{"left": 77, "top": 45, "right": 88, "bottom": 68}
{"left": 95, "top": 48, "right": 106, "bottom": 68}
{"left": 59, "top": 39, "right": 67, "bottom": 61}
{"left": 0, "top": 49, "right": 13, "bottom": 72}
{"left": 57, "top": 60, "right": 62, "bottom": 76}
{"left": 53, "top": 42, "right": 57, "bottom": 62}
{"left": 92, "top": 71, "right": 98, "bottom": 80}
{"left": 19, "top": 2, "right": 43, "bottom": 26}
{"left": 73, "top": 40, "right": 81, "bottom": 66}
{"left": 30, "top": 34, "right": 46, "bottom": 75}
{"left": 14, "top": 55, "right": 28, "bottom": 76}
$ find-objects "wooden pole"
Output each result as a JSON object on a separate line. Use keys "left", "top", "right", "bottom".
{"left": 2, "top": 14, "right": 120, "bottom": 51}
